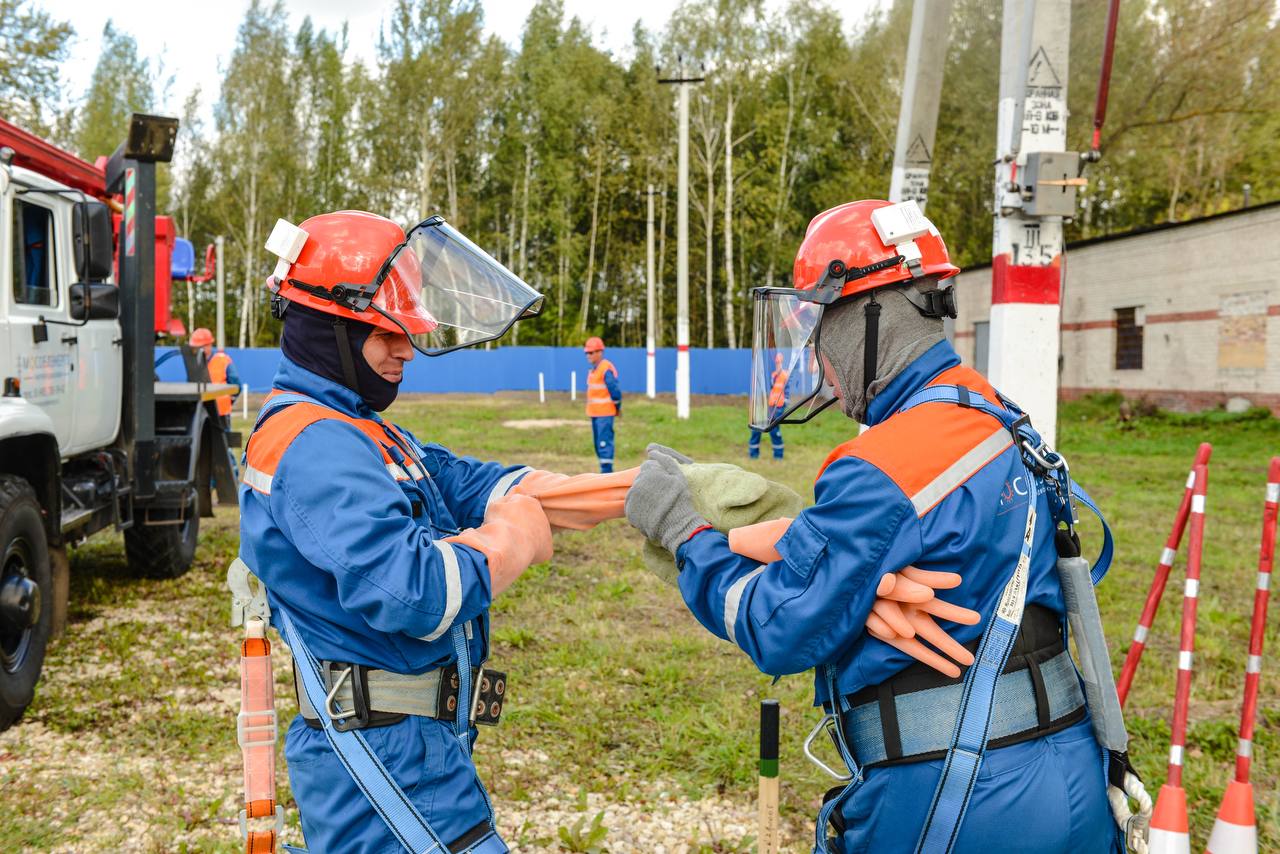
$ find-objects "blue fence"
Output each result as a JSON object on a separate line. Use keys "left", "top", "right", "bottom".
{"left": 156, "top": 346, "right": 754, "bottom": 396}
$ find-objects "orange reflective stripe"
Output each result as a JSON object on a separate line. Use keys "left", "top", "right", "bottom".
{"left": 817, "top": 365, "right": 1013, "bottom": 512}
{"left": 243, "top": 399, "right": 404, "bottom": 493}
{"left": 586, "top": 359, "right": 618, "bottom": 416}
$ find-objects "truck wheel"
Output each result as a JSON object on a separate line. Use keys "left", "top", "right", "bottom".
{"left": 124, "top": 499, "right": 199, "bottom": 579}
{"left": 0, "top": 475, "right": 53, "bottom": 731}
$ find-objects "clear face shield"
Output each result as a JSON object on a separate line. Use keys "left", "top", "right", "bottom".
{"left": 749, "top": 288, "right": 837, "bottom": 431}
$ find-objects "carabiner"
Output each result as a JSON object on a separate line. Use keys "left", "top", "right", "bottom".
{"left": 323, "top": 666, "right": 358, "bottom": 722}
{"left": 804, "top": 714, "right": 854, "bottom": 783}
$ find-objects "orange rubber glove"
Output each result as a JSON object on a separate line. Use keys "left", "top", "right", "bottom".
{"left": 511, "top": 468, "right": 638, "bottom": 531}
{"left": 727, "top": 519, "right": 982, "bottom": 677}
{"left": 446, "top": 494, "right": 552, "bottom": 595}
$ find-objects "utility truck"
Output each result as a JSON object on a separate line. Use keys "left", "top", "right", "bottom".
{"left": 0, "top": 114, "right": 237, "bottom": 729}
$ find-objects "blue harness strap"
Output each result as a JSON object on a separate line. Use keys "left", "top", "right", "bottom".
{"left": 277, "top": 604, "right": 450, "bottom": 854}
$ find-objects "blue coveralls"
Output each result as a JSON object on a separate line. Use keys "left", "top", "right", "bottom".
{"left": 239, "top": 356, "right": 529, "bottom": 852}
{"left": 674, "top": 341, "right": 1115, "bottom": 853}
{"left": 589, "top": 368, "right": 622, "bottom": 474}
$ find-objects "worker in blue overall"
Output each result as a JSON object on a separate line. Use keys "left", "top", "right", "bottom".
{"left": 239, "top": 210, "right": 554, "bottom": 853}
{"left": 626, "top": 200, "right": 1135, "bottom": 853}
{"left": 748, "top": 351, "right": 786, "bottom": 460}
{"left": 584, "top": 336, "right": 621, "bottom": 472}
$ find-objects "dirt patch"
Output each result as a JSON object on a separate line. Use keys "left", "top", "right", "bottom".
{"left": 502, "top": 419, "right": 588, "bottom": 430}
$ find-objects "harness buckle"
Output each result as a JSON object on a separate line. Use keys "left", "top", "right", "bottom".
{"left": 239, "top": 804, "right": 285, "bottom": 841}
{"left": 323, "top": 661, "right": 373, "bottom": 731}
{"left": 803, "top": 714, "right": 854, "bottom": 783}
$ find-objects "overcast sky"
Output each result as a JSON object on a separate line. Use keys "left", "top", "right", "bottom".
{"left": 44, "top": 0, "right": 883, "bottom": 124}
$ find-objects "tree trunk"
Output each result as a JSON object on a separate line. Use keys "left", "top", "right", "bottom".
{"left": 723, "top": 97, "right": 737, "bottom": 350}
{"left": 446, "top": 151, "right": 459, "bottom": 223}
{"left": 578, "top": 143, "right": 604, "bottom": 332}
{"left": 518, "top": 142, "right": 532, "bottom": 278}
{"left": 704, "top": 153, "right": 715, "bottom": 348}
{"left": 237, "top": 168, "right": 258, "bottom": 349}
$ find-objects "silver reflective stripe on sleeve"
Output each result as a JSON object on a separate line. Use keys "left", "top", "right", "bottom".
{"left": 486, "top": 466, "right": 532, "bottom": 513}
{"left": 909, "top": 426, "right": 1013, "bottom": 516}
{"left": 723, "top": 565, "right": 766, "bottom": 646}
{"left": 421, "top": 540, "right": 463, "bottom": 643}
{"left": 242, "top": 465, "right": 274, "bottom": 494}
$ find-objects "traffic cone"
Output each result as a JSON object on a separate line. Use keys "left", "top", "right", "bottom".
{"left": 1149, "top": 784, "right": 1191, "bottom": 854}
{"left": 1205, "top": 779, "right": 1257, "bottom": 854}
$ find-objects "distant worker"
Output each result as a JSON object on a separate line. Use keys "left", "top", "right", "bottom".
{"left": 584, "top": 336, "right": 621, "bottom": 473}
{"left": 748, "top": 351, "right": 786, "bottom": 460}
{"left": 190, "top": 327, "right": 241, "bottom": 429}
{"left": 625, "top": 200, "right": 1144, "bottom": 853}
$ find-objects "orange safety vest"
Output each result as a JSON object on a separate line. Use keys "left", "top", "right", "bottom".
{"left": 242, "top": 392, "right": 426, "bottom": 497}
{"left": 586, "top": 359, "right": 618, "bottom": 417}
{"left": 767, "top": 368, "right": 789, "bottom": 409}
{"left": 208, "top": 351, "right": 235, "bottom": 417}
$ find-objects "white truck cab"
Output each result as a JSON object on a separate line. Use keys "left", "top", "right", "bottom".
{"left": 0, "top": 115, "right": 237, "bottom": 731}
{"left": 2, "top": 164, "right": 124, "bottom": 456}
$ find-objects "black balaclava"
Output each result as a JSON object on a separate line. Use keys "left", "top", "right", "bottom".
{"left": 281, "top": 302, "right": 400, "bottom": 411}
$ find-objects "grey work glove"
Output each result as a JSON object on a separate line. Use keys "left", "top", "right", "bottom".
{"left": 625, "top": 452, "right": 708, "bottom": 556}
{"left": 645, "top": 443, "right": 693, "bottom": 465}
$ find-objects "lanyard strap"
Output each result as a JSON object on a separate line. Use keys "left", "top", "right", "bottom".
{"left": 914, "top": 484, "right": 1036, "bottom": 853}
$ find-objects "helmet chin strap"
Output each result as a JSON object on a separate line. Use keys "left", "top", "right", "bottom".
{"left": 862, "top": 292, "right": 881, "bottom": 406}
{"left": 331, "top": 318, "right": 362, "bottom": 392}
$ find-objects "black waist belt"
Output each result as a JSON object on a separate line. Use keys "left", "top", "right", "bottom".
{"left": 842, "top": 605, "right": 1086, "bottom": 768}
{"left": 295, "top": 660, "right": 507, "bottom": 732}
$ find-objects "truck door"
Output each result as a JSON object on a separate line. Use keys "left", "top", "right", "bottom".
{"left": 67, "top": 203, "right": 122, "bottom": 452}
{"left": 6, "top": 195, "right": 76, "bottom": 454}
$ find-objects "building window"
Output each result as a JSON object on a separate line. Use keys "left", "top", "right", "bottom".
{"left": 11, "top": 200, "right": 57, "bottom": 307}
{"left": 1114, "top": 307, "right": 1143, "bottom": 370}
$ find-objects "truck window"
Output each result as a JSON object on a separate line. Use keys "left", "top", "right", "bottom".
{"left": 11, "top": 200, "right": 58, "bottom": 307}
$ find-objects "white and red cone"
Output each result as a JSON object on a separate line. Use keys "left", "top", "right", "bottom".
{"left": 1149, "top": 784, "right": 1191, "bottom": 854}
{"left": 1205, "top": 779, "right": 1256, "bottom": 854}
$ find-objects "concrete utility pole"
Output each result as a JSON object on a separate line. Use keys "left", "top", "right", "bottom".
{"left": 659, "top": 62, "right": 704, "bottom": 420}
{"left": 646, "top": 184, "right": 657, "bottom": 399}
{"left": 215, "top": 235, "right": 226, "bottom": 350}
{"left": 888, "top": 0, "right": 953, "bottom": 210}
{"left": 989, "top": 0, "right": 1071, "bottom": 445}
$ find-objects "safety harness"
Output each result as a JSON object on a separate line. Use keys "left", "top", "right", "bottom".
{"left": 232, "top": 391, "right": 509, "bottom": 854}
{"left": 808, "top": 385, "right": 1151, "bottom": 854}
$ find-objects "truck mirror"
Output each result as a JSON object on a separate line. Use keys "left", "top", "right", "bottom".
{"left": 73, "top": 201, "right": 114, "bottom": 282}
{"left": 69, "top": 282, "right": 120, "bottom": 321}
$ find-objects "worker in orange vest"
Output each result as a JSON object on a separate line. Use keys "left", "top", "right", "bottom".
{"left": 190, "top": 327, "right": 241, "bottom": 429}
{"left": 584, "top": 336, "right": 621, "bottom": 473}
{"left": 749, "top": 351, "right": 786, "bottom": 459}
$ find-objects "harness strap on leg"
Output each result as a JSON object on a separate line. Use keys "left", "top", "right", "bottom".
{"left": 278, "top": 605, "right": 449, "bottom": 854}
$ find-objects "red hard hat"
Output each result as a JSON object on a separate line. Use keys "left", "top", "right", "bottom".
{"left": 273, "top": 210, "right": 436, "bottom": 336}
{"left": 189, "top": 327, "right": 214, "bottom": 347}
{"left": 584, "top": 336, "right": 605, "bottom": 352}
{"left": 793, "top": 200, "right": 959, "bottom": 299}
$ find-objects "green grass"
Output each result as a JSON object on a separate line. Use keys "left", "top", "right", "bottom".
{"left": 0, "top": 390, "right": 1276, "bottom": 851}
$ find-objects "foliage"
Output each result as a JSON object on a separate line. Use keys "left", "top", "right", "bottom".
{"left": 2, "top": 0, "right": 1277, "bottom": 349}
{"left": 0, "top": 0, "right": 73, "bottom": 135}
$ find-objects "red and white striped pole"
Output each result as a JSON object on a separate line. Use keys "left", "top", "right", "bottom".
{"left": 1118, "top": 442, "right": 1213, "bottom": 708}
{"left": 1205, "top": 457, "right": 1277, "bottom": 854}
{"left": 1150, "top": 463, "right": 1208, "bottom": 854}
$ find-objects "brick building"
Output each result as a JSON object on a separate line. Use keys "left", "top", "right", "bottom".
{"left": 951, "top": 202, "right": 1280, "bottom": 414}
